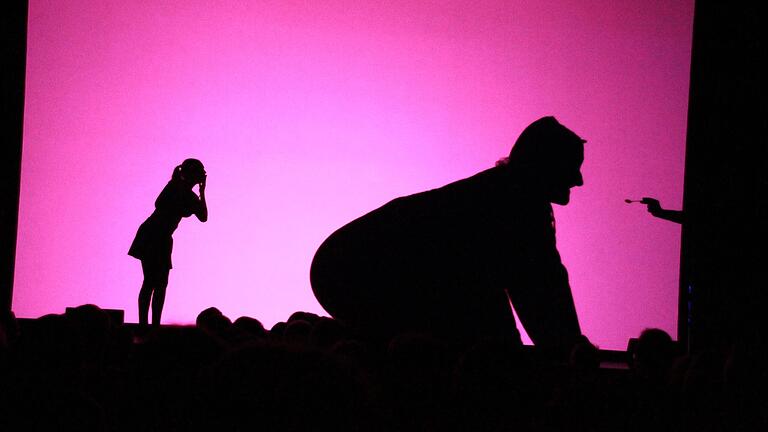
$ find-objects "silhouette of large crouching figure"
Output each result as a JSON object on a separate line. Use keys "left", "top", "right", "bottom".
{"left": 311, "top": 117, "right": 585, "bottom": 348}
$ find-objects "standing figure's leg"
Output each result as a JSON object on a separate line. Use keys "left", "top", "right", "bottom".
{"left": 140, "top": 260, "right": 170, "bottom": 327}
{"left": 150, "top": 269, "right": 169, "bottom": 327}
{"left": 138, "top": 260, "right": 154, "bottom": 326}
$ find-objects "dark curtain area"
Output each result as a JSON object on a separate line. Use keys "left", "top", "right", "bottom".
{"left": 680, "top": 2, "right": 767, "bottom": 352}
{"left": 0, "top": 1, "right": 27, "bottom": 312}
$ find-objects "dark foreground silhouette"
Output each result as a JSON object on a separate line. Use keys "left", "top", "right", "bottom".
{"left": 128, "top": 159, "right": 208, "bottom": 326}
{"left": 311, "top": 117, "right": 585, "bottom": 349}
{"left": 2, "top": 305, "right": 760, "bottom": 432}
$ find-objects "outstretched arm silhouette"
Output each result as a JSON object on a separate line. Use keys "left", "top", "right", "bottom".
{"left": 626, "top": 197, "right": 684, "bottom": 224}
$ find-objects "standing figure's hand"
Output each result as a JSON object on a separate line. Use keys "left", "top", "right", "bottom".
{"left": 199, "top": 174, "right": 207, "bottom": 194}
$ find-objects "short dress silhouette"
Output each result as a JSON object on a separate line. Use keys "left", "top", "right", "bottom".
{"left": 128, "top": 180, "right": 201, "bottom": 269}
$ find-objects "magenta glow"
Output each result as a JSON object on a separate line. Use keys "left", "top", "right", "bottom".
{"left": 15, "top": 0, "right": 693, "bottom": 350}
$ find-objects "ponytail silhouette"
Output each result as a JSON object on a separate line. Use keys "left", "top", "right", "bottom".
{"left": 171, "top": 165, "right": 183, "bottom": 181}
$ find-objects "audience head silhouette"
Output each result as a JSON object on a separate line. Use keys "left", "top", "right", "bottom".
{"left": 196, "top": 307, "right": 232, "bottom": 337}
{"left": 633, "top": 327, "right": 676, "bottom": 382}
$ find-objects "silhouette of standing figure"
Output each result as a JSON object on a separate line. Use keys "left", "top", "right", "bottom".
{"left": 310, "top": 117, "right": 585, "bottom": 349}
{"left": 129, "top": 159, "right": 208, "bottom": 326}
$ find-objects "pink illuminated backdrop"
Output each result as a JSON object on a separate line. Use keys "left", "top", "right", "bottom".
{"left": 15, "top": 0, "right": 693, "bottom": 350}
